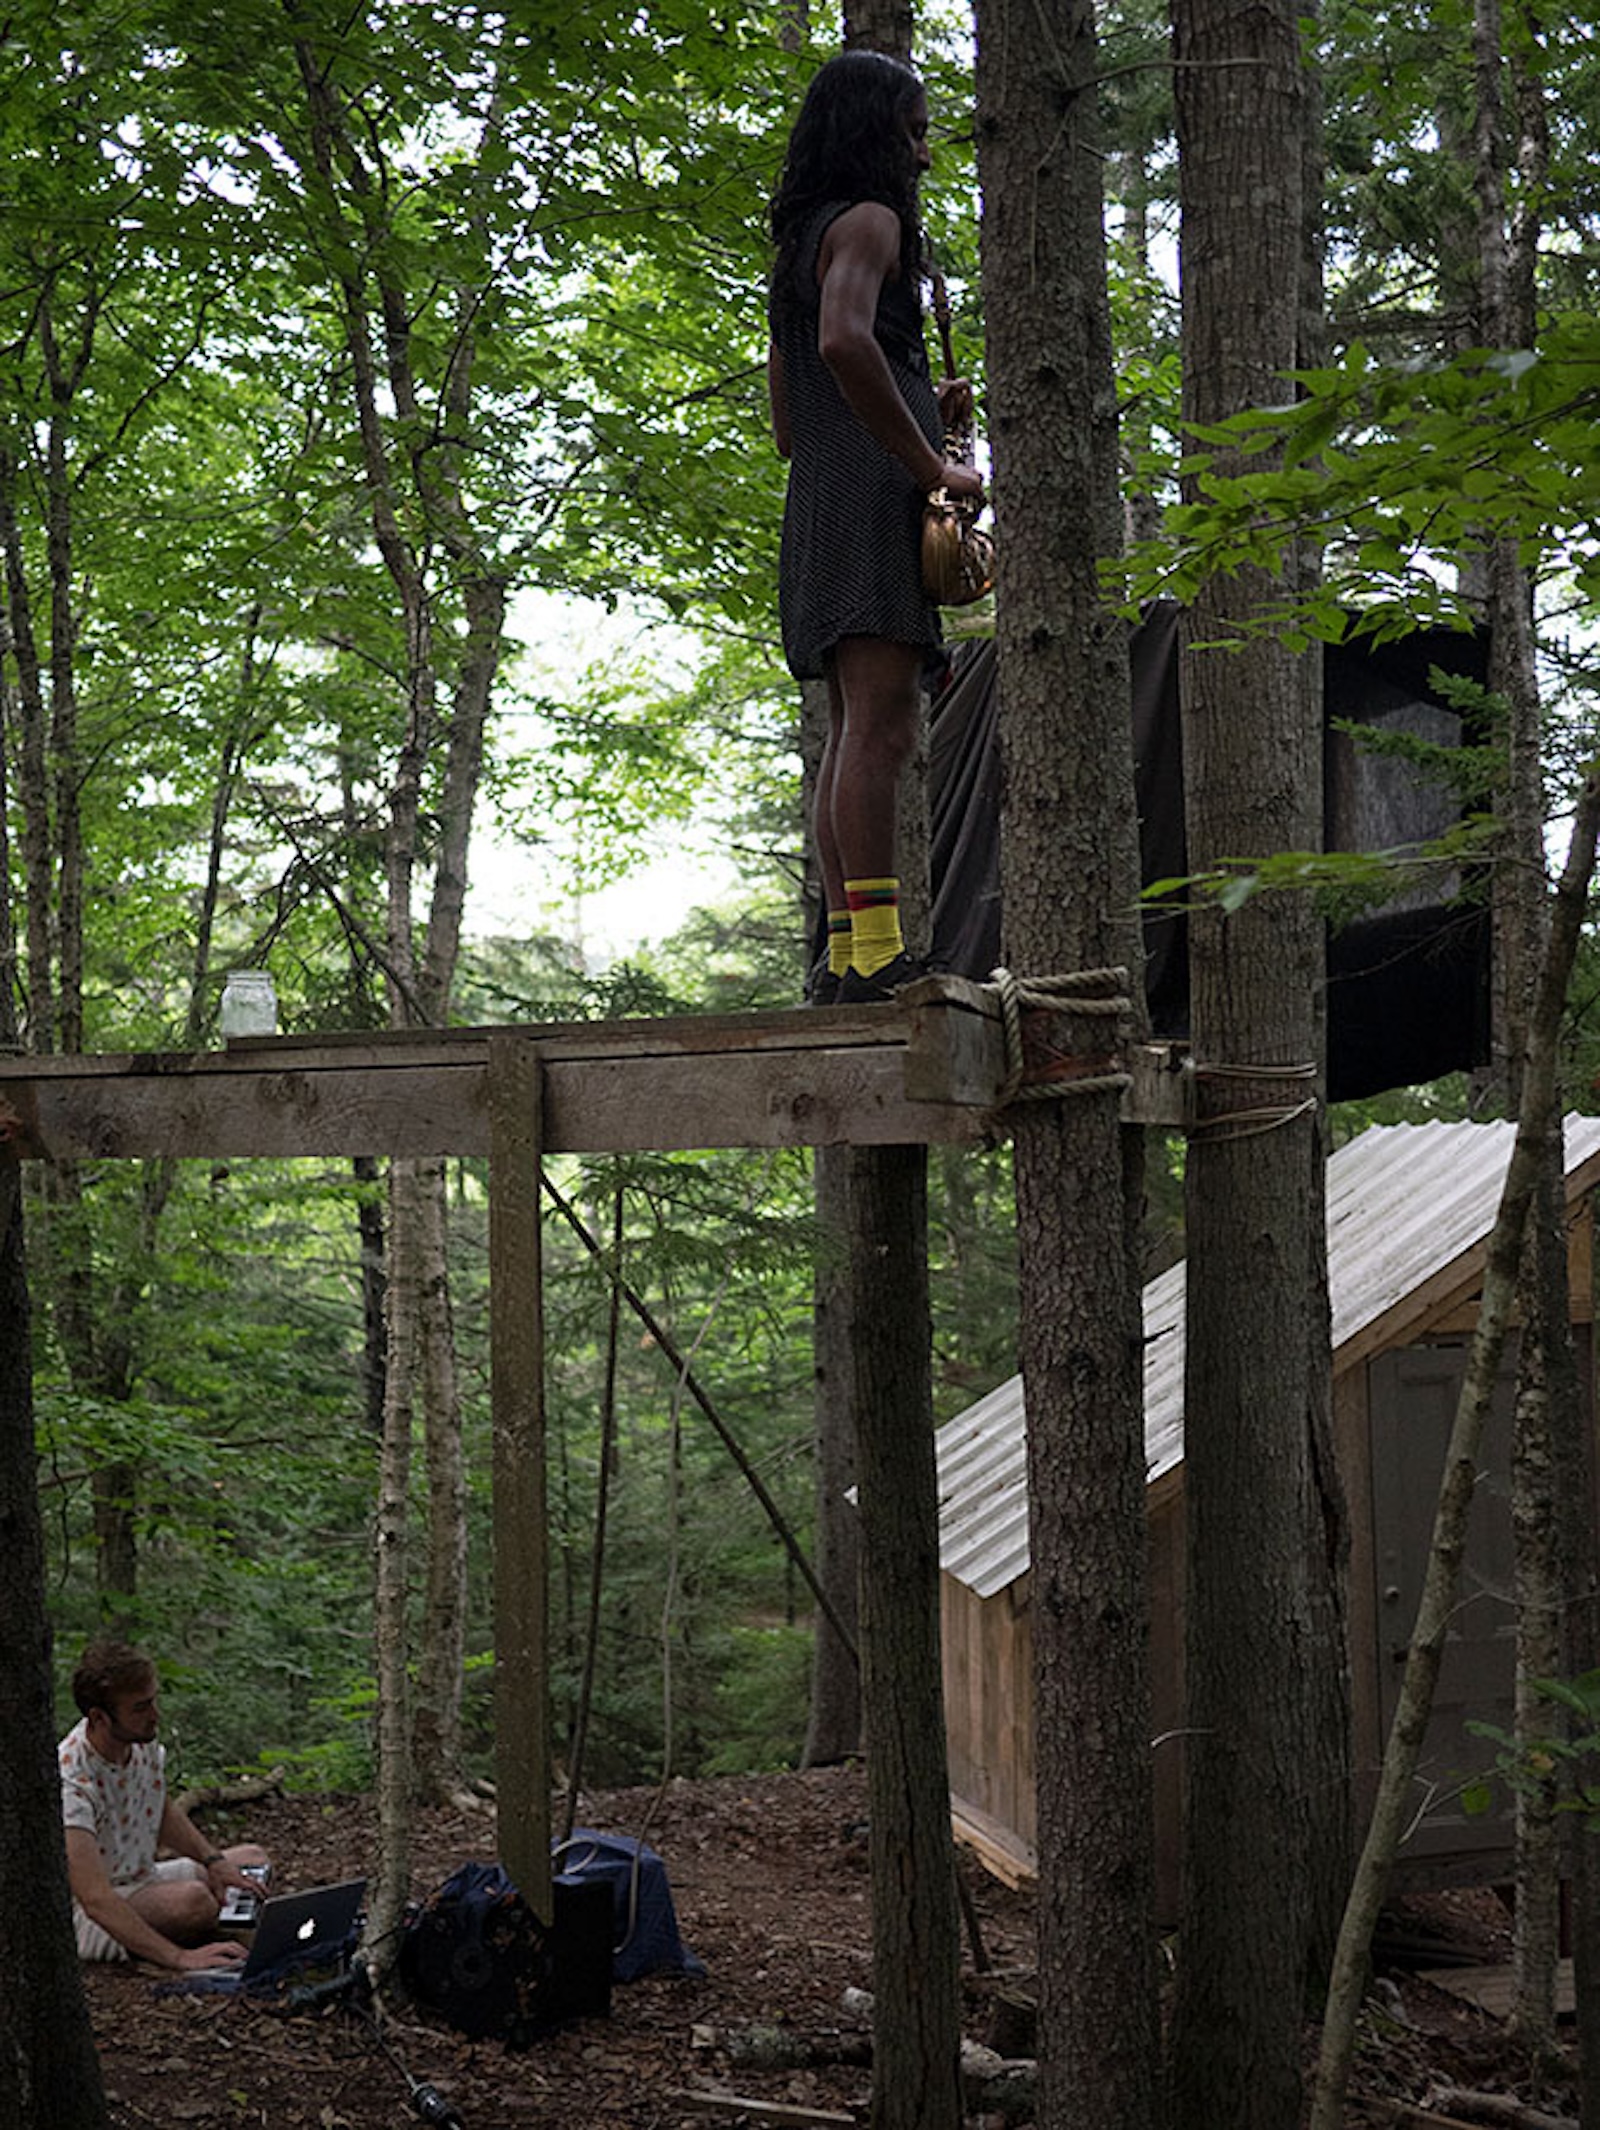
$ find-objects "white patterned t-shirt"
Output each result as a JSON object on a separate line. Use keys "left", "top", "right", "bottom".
{"left": 58, "top": 1719, "right": 167, "bottom": 1888}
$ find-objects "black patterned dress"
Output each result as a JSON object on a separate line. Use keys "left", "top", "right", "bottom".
{"left": 771, "top": 200, "right": 943, "bottom": 682}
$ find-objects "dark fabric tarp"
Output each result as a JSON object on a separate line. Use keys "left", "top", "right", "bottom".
{"left": 918, "top": 603, "right": 1490, "bottom": 1103}
{"left": 551, "top": 1830, "right": 705, "bottom": 1982}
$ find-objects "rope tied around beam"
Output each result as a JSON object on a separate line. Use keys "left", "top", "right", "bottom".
{"left": 1186, "top": 1059, "right": 1318, "bottom": 1142}
{"left": 990, "top": 964, "right": 1135, "bottom": 1109}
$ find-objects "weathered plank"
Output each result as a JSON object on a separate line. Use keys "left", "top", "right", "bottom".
{"left": 0, "top": 1062, "right": 484, "bottom": 1161}
{"left": 0, "top": 991, "right": 1190, "bottom": 1160}
{"left": 1415, "top": 1959, "right": 1576, "bottom": 2020}
{"left": 899, "top": 974, "right": 1006, "bottom": 1105}
{"left": 950, "top": 1798, "right": 1038, "bottom": 1891}
{"left": 231, "top": 1001, "right": 901, "bottom": 1062}
{"left": 0, "top": 1051, "right": 988, "bottom": 1160}
{"left": 0, "top": 1002, "right": 986, "bottom": 1160}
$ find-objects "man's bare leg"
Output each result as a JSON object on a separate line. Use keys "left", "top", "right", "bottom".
{"left": 129, "top": 1841, "right": 270, "bottom": 1944}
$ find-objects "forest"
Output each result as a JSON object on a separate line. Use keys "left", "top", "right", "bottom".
{"left": 2, "top": 0, "right": 1599, "bottom": 2126}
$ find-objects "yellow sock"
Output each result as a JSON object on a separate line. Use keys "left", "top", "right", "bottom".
{"left": 845, "top": 878, "right": 903, "bottom": 978}
{"left": 827, "top": 909, "right": 852, "bottom": 979}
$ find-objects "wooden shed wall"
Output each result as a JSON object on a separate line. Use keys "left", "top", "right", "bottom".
{"left": 944, "top": 1191, "right": 1600, "bottom": 1910}
{"left": 944, "top": 1481, "right": 1187, "bottom": 1920}
{"left": 943, "top": 1572, "right": 1035, "bottom": 1871}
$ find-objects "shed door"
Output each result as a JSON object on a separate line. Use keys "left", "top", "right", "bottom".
{"left": 1369, "top": 1339, "right": 1517, "bottom": 1862}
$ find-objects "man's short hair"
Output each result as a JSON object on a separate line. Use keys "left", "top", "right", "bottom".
{"left": 72, "top": 1637, "right": 156, "bottom": 1718}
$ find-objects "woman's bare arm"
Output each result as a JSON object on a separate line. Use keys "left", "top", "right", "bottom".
{"left": 816, "top": 203, "right": 981, "bottom": 499}
{"left": 768, "top": 342, "right": 791, "bottom": 458}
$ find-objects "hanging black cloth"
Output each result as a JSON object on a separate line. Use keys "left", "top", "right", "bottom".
{"left": 914, "top": 604, "right": 1490, "bottom": 1103}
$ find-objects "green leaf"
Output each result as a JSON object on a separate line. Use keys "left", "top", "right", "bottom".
{"left": 1216, "top": 871, "right": 1260, "bottom": 913}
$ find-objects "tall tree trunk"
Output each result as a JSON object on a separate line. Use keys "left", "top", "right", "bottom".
{"left": 294, "top": 36, "right": 512, "bottom": 1866}
{"left": 3, "top": 282, "right": 172, "bottom": 1619}
{"left": 1296, "top": 3, "right": 1353, "bottom": 1988}
{"left": 843, "top": 0, "right": 913, "bottom": 53}
{"left": 412, "top": 1155, "right": 472, "bottom": 1805}
{"left": 0, "top": 448, "right": 55, "bottom": 1053}
{"left": 412, "top": 574, "right": 506, "bottom": 1807}
{"left": 974, "top": 1, "right": 1161, "bottom": 2125}
{"left": 1510, "top": 1152, "right": 1571, "bottom": 2070}
{"left": 1166, "top": 0, "right": 1327, "bottom": 2120}
{"left": 1571, "top": 1196, "right": 1600, "bottom": 2130}
{"left": 0, "top": 1153, "right": 109, "bottom": 2130}
{"left": 20, "top": 294, "right": 164, "bottom": 1601}
{"left": 1471, "top": 0, "right": 1567, "bottom": 2055}
{"left": 354, "top": 1155, "right": 388, "bottom": 1435}
{"left": 348, "top": 703, "right": 388, "bottom": 1437}
{"left": 370, "top": 1153, "right": 422, "bottom": 1960}
{"left": 0, "top": 774, "right": 106, "bottom": 2121}
{"left": 0, "top": 609, "right": 16, "bottom": 1031}
{"left": 39, "top": 324, "right": 84, "bottom": 1062}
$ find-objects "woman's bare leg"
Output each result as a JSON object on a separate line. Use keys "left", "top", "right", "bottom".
{"left": 824, "top": 637, "right": 924, "bottom": 989}
{"left": 827, "top": 636, "right": 922, "bottom": 884}
{"left": 814, "top": 666, "right": 848, "bottom": 919}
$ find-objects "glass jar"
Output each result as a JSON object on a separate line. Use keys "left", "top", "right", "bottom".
{"left": 220, "top": 969, "right": 278, "bottom": 1039}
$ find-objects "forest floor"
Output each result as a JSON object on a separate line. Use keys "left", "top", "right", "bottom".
{"left": 84, "top": 1761, "right": 1581, "bottom": 2129}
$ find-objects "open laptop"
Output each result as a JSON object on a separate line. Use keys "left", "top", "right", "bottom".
{"left": 199, "top": 1877, "right": 366, "bottom": 1983}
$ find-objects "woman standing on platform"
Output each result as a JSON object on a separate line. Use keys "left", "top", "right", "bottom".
{"left": 768, "top": 49, "right": 983, "bottom": 1004}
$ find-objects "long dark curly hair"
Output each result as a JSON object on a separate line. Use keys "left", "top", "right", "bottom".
{"left": 769, "top": 50, "right": 925, "bottom": 323}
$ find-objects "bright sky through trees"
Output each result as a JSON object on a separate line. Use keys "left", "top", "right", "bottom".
{"left": 466, "top": 590, "right": 740, "bottom": 964}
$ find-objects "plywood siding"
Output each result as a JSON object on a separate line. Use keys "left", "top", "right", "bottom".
{"left": 944, "top": 1507, "right": 1182, "bottom": 1920}
{"left": 941, "top": 1573, "right": 1035, "bottom": 1854}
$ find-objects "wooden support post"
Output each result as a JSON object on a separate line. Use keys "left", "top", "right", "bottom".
{"left": 489, "top": 1034, "right": 552, "bottom": 1921}
{"left": 849, "top": 1142, "right": 964, "bottom": 2130}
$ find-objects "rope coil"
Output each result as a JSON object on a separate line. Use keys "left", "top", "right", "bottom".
{"left": 990, "top": 965, "right": 1135, "bottom": 1109}
{"left": 1186, "top": 1059, "right": 1318, "bottom": 1142}
{"left": 984, "top": 969, "right": 1317, "bottom": 1140}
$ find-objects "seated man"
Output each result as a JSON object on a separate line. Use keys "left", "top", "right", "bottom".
{"left": 59, "top": 1635, "right": 270, "bottom": 1972}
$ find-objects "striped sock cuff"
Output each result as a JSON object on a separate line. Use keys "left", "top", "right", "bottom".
{"left": 844, "top": 877, "right": 900, "bottom": 910}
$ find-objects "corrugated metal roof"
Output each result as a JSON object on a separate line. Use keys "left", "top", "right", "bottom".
{"left": 937, "top": 1114, "right": 1600, "bottom": 1598}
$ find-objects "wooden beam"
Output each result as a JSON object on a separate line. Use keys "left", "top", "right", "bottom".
{"left": 901, "top": 976, "right": 1007, "bottom": 1104}
{"left": 489, "top": 1034, "right": 552, "bottom": 1921}
{"left": 0, "top": 1004, "right": 982, "bottom": 1161}
{"left": 0, "top": 991, "right": 1191, "bottom": 1163}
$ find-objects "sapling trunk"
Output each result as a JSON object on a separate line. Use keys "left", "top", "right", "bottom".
{"left": 1309, "top": 764, "right": 1600, "bottom": 2130}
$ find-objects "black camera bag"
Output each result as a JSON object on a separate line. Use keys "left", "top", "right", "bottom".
{"left": 399, "top": 1862, "right": 554, "bottom": 2048}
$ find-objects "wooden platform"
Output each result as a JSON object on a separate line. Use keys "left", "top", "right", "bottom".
{"left": 0, "top": 980, "right": 1189, "bottom": 1162}
{"left": 0, "top": 975, "right": 1187, "bottom": 1918}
